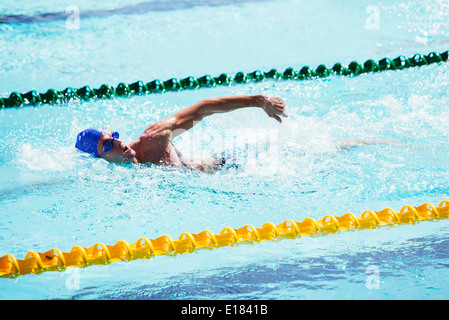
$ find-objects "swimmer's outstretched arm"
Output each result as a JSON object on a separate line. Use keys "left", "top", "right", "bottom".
{"left": 197, "top": 95, "right": 287, "bottom": 122}
{"left": 160, "top": 95, "right": 288, "bottom": 138}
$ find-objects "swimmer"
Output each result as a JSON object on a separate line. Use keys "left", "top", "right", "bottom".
{"left": 75, "top": 94, "right": 288, "bottom": 172}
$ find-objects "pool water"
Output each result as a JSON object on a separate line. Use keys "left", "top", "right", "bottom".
{"left": 1, "top": 0, "right": 449, "bottom": 299}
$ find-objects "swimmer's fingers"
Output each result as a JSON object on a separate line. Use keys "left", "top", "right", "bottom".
{"left": 268, "top": 110, "right": 287, "bottom": 123}
{"left": 265, "top": 109, "right": 283, "bottom": 123}
{"left": 272, "top": 114, "right": 283, "bottom": 123}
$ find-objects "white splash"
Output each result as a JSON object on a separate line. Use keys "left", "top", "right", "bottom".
{"left": 18, "top": 142, "right": 77, "bottom": 172}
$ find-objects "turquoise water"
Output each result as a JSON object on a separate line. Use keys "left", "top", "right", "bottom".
{"left": 1, "top": 0, "right": 449, "bottom": 299}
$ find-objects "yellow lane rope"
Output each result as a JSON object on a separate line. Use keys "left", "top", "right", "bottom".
{"left": 1, "top": 200, "right": 448, "bottom": 278}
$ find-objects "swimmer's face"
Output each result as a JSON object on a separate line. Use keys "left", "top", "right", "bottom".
{"left": 97, "top": 129, "right": 136, "bottom": 164}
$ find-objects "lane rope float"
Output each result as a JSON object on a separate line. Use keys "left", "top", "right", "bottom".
{"left": 1, "top": 200, "right": 448, "bottom": 278}
{"left": 0, "top": 50, "right": 447, "bottom": 108}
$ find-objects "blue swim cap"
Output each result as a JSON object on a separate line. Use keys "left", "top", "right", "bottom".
{"left": 75, "top": 128, "right": 103, "bottom": 157}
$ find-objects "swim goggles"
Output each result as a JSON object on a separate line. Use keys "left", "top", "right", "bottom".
{"left": 98, "top": 131, "right": 119, "bottom": 157}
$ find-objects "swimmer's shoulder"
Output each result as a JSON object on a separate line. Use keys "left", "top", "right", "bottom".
{"left": 130, "top": 130, "right": 175, "bottom": 165}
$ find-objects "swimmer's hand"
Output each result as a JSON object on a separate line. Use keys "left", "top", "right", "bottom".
{"left": 262, "top": 96, "right": 288, "bottom": 123}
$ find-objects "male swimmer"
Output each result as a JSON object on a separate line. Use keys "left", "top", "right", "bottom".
{"left": 75, "top": 95, "right": 288, "bottom": 172}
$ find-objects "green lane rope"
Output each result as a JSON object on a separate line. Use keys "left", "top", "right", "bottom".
{"left": 0, "top": 50, "right": 447, "bottom": 108}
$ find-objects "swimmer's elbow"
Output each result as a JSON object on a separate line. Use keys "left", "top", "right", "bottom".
{"left": 197, "top": 98, "right": 218, "bottom": 117}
